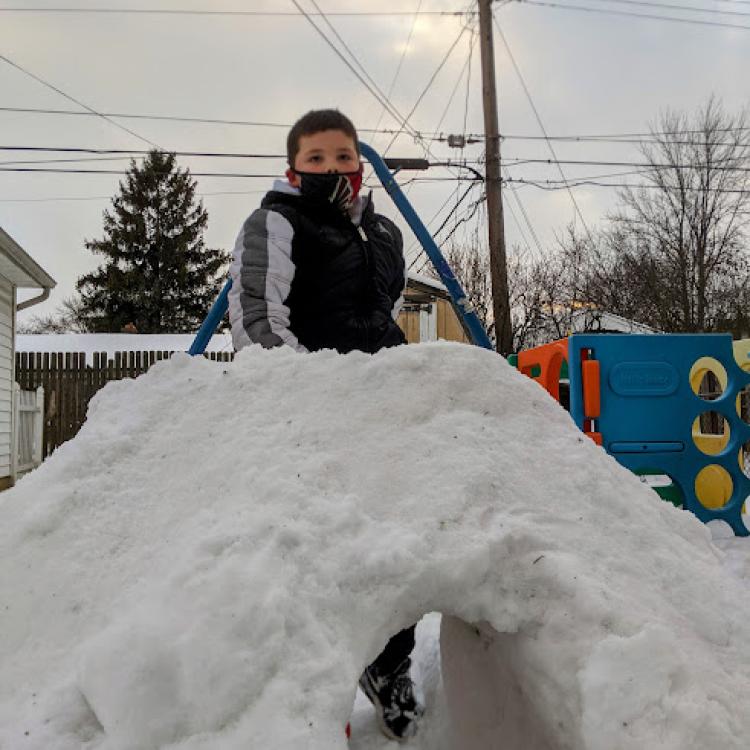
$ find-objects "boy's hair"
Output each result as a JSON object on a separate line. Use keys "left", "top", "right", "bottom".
{"left": 286, "top": 109, "right": 360, "bottom": 167}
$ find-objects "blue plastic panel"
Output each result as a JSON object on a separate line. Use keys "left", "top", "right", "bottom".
{"left": 568, "top": 333, "right": 750, "bottom": 536}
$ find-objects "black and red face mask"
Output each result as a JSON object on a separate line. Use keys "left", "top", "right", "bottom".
{"left": 291, "top": 164, "right": 364, "bottom": 213}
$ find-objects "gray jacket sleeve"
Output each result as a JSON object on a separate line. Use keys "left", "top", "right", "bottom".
{"left": 228, "top": 208, "right": 308, "bottom": 353}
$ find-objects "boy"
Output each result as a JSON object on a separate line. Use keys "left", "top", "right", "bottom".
{"left": 228, "top": 109, "right": 422, "bottom": 742}
{"left": 228, "top": 109, "right": 407, "bottom": 356}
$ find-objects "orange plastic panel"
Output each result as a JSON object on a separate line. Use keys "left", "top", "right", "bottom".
{"left": 516, "top": 338, "right": 568, "bottom": 403}
{"left": 582, "top": 359, "right": 601, "bottom": 418}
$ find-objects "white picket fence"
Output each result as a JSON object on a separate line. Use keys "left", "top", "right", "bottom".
{"left": 13, "top": 384, "right": 44, "bottom": 480}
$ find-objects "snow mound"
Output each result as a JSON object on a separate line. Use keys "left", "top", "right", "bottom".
{"left": 1, "top": 342, "right": 750, "bottom": 749}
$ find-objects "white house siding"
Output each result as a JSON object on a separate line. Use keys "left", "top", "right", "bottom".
{"left": 0, "top": 276, "right": 14, "bottom": 478}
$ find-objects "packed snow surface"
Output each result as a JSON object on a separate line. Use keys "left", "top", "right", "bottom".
{"left": 2, "top": 342, "right": 750, "bottom": 749}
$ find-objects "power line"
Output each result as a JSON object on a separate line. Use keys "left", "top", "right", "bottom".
{"left": 0, "top": 53, "right": 159, "bottom": 148}
{"left": 0, "top": 189, "right": 269, "bottom": 203}
{"left": 503, "top": 169, "right": 546, "bottom": 254}
{"left": 289, "top": 0, "right": 423, "bottom": 144}
{"left": 502, "top": 190, "right": 535, "bottom": 255}
{"left": 492, "top": 14, "right": 595, "bottom": 246}
{"left": 405, "top": 185, "right": 471, "bottom": 261}
{"left": 588, "top": 0, "right": 750, "bottom": 20}
{"left": 439, "top": 191, "right": 487, "bottom": 245}
{"left": 517, "top": 0, "right": 750, "bottom": 31}
{"left": 432, "top": 37, "right": 476, "bottom": 142}
{"left": 433, "top": 182, "right": 482, "bottom": 238}
{"left": 8, "top": 148, "right": 750, "bottom": 173}
{"left": 0, "top": 167, "right": 281, "bottom": 177}
{"left": 502, "top": 156, "right": 750, "bottom": 171}
{"left": 0, "top": 146, "right": 288, "bottom": 158}
{"left": 501, "top": 133, "right": 750, "bottom": 148}
{"left": 409, "top": 185, "right": 480, "bottom": 271}
{"left": 397, "top": 6, "right": 479, "bottom": 194}
{"left": 423, "top": 26, "right": 479, "bottom": 261}
{"left": 406, "top": 180, "right": 482, "bottom": 269}
{"left": 0, "top": 155, "right": 137, "bottom": 167}
{"left": 0, "top": 166, "right": 465, "bottom": 180}
{"left": 7, "top": 105, "right": 750, "bottom": 144}
{"left": 304, "top": 0, "right": 415, "bottom": 143}
{"left": 0, "top": 106, "right": 482, "bottom": 138}
{"left": 702, "top": 0, "right": 750, "bottom": 6}
{"left": 372, "top": 0, "right": 425, "bottom": 147}
{"left": 505, "top": 177, "right": 750, "bottom": 193}
{"left": 291, "top": 0, "right": 461, "bottom": 179}
{"left": 381, "top": 22, "right": 471, "bottom": 155}
{"left": 412, "top": 187, "right": 487, "bottom": 273}
{"left": 461, "top": 26, "right": 475, "bottom": 144}
{"left": 0, "top": 7, "right": 470, "bottom": 16}
{"left": 0, "top": 106, "right": 301, "bottom": 130}
{"left": 521, "top": 167, "right": 653, "bottom": 181}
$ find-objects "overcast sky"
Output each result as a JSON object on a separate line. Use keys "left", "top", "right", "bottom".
{"left": 1, "top": 0, "right": 749, "bottom": 326}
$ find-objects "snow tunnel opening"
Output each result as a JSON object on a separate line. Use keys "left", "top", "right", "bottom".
{"left": 348, "top": 612, "right": 441, "bottom": 742}
{"left": 348, "top": 610, "right": 563, "bottom": 750}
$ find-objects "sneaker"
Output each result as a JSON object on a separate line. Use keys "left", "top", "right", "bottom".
{"left": 358, "top": 658, "right": 423, "bottom": 742}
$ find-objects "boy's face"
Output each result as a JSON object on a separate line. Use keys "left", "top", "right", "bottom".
{"left": 287, "top": 129, "right": 359, "bottom": 187}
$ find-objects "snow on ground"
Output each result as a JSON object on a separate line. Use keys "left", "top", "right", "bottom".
{"left": 2, "top": 341, "right": 750, "bottom": 749}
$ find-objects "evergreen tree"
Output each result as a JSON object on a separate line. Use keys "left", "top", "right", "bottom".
{"left": 76, "top": 150, "right": 229, "bottom": 333}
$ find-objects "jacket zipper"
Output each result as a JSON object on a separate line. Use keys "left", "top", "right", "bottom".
{"left": 356, "top": 224, "right": 373, "bottom": 352}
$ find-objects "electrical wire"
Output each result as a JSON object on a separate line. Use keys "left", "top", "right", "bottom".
{"left": 444, "top": 21, "right": 477, "bottom": 254}
{"left": 406, "top": 181, "right": 482, "bottom": 270}
{"left": 426, "top": 81, "right": 474, "bottom": 229}
{"left": 0, "top": 155, "right": 137, "bottom": 167}
{"left": 381, "top": 22, "right": 471, "bottom": 156}
{"left": 371, "top": 0, "right": 425, "bottom": 147}
{"left": 0, "top": 54, "right": 159, "bottom": 148}
{"left": 517, "top": 0, "right": 750, "bottom": 31}
{"left": 587, "top": 0, "right": 750, "bottom": 20}
{"left": 414, "top": 189, "right": 488, "bottom": 276}
{"left": 418, "top": 25, "right": 479, "bottom": 244}
{"left": 503, "top": 169, "right": 546, "bottom": 254}
{"left": 0, "top": 106, "right": 487, "bottom": 138}
{"left": 501, "top": 156, "right": 750, "bottom": 171}
{"left": 0, "top": 146, "right": 287, "bottom": 158}
{"left": 405, "top": 185, "right": 471, "bottom": 261}
{"left": 0, "top": 189, "right": 269, "bottom": 203}
{"left": 6, "top": 105, "right": 750, "bottom": 144}
{"left": 414, "top": 185, "right": 486, "bottom": 274}
{"left": 8, "top": 148, "right": 750, "bottom": 175}
{"left": 305, "top": 0, "right": 420, "bottom": 142}
{"left": 431, "top": 40, "right": 476, "bottom": 144}
{"left": 502, "top": 190, "right": 534, "bottom": 255}
{"left": 492, "top": 14, "right": 595, "bottom": 245}
{"left": 293, "top": 0, "right": 464, "bottom": 181}
{"left": 289, "top": 0, "right": 422, "bottom": 145}
{"left": 504, "top": 177, "right": 750, "bottom": 193}
{"left": 500, "top": 133, "right": 750, "bottom": 148}
{"left": 0, "top": 166, "right": 466, "bottom": 180}
{"left": 433, "top": 182, "right": 482, "bottom": 239}
{"left": 0, "top": 7, "right": 470, "bottom": 17}
{"left": 461, "top": 26, "right": 475, "bottom": 144}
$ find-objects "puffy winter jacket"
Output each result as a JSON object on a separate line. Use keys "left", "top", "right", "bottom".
{"left": 228, "top": 183, "right": 407, "bottom": 354}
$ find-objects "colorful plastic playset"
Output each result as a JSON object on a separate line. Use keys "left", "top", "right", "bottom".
{"left": 515, "top": 334, "right": 750, "bottom": 537}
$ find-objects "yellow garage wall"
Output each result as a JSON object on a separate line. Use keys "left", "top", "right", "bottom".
{"left": 397, "top": 297, "right": 470, "bottom": 345}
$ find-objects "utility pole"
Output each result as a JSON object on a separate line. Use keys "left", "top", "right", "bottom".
{"left": 477, "top": 0, "right": 513, "bottom": 355}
